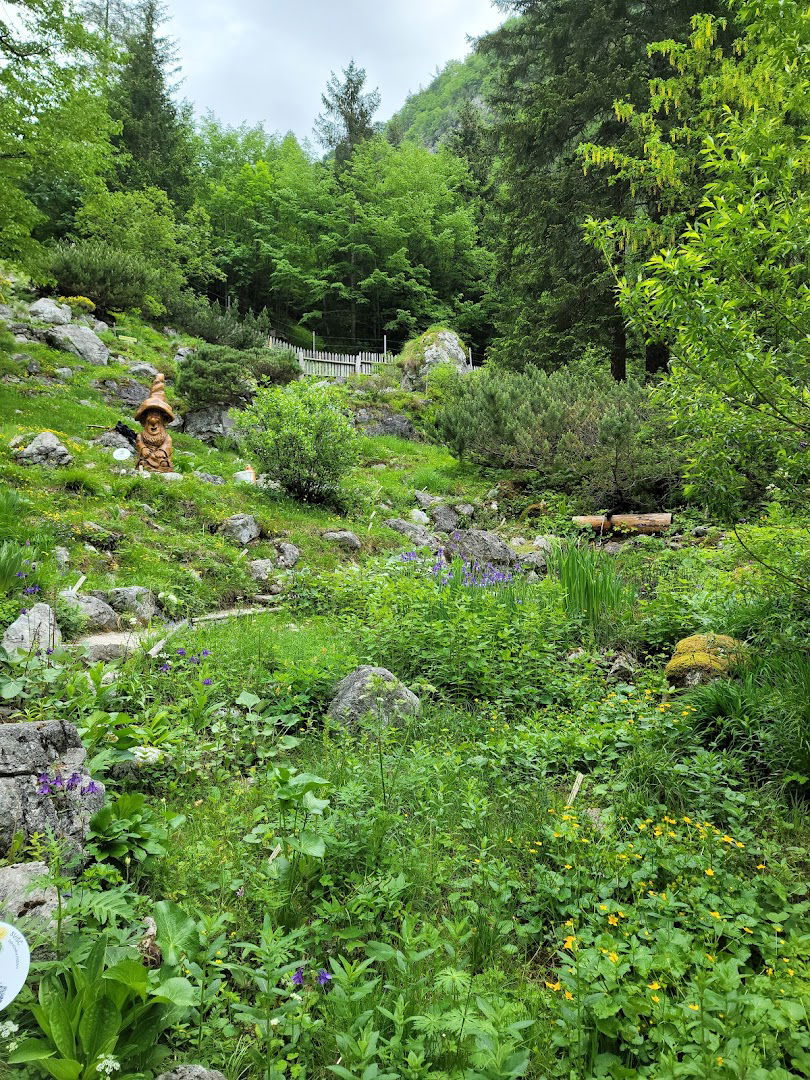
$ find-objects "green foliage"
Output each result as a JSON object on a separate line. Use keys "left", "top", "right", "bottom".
{"left": 175, "top": 343, "right": 299, "bottom": 408}
{"left": 583, "top": 0, "right": 810, "bottom": 516}
{"left": 547, "top": 541, "right": 636, "bottom": 639}
{"left": 436, "top": 364, "right": 677, "bottom": 507}
{"left": 386, "top": 51, "right": 494, "bottom": 149}
{"left": 88, "top": 792, "right": 185, "bottom": 867}
{"left": 314, "top": 60, "right": 381, "bottom": 169}
{"left": 0, "top": 540, "right": 35, "bottom": 597}
{"left": 233, "top": 382, "right": 359, "bottom": 502}
{"left": 9, "top": 934, "right": 194, "bottom": 1076}
{"left": 47, "top": 240, "right": 159, "bottom": 314}
{"left": 169, "top": 292, "right": 268, "bottom": 348}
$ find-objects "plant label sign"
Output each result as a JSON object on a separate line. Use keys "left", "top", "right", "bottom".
{"left": 0, "top": 923, "right": 30, "bottom": 1011}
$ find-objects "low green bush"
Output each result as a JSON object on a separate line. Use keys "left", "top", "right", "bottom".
{"left": 176, "top": 343, "right": 300, "bottom": 409}
{"left": 435, "top": 364, "right": 679, "bottom": 509}
{"left": 232, "top": 382, "right": 359, "bottom": 502}
{"left": 170, "top": 292, "right": 269, "bottom": 348}
{"left": 46, "top": 240, "right": 160, "bottom": 315}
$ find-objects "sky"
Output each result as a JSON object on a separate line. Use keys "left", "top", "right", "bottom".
{"left": 164, "top": 0, "right": 505, "bottom": 145}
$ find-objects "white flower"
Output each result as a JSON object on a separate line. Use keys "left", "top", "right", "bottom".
{"left": 131, "top": 745, "right": 163, "bottom": 765}
{"left": 97, "top": 1056, "right": 121, "bottom": 1076}
{"left": 0, "top": 1020, "right": 20, "bottom": 1040}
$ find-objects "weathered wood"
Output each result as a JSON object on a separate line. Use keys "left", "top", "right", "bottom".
{"left": 572, "top": 513, "right": 673, "bottom": 534}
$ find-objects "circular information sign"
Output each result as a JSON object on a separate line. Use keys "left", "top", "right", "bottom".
{"left": 0, "top": 923, "right": 30, "bottom": 1011}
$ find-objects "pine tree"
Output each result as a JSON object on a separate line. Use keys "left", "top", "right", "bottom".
{"left": 314, "top": 60, "right": 380, "bottom": 169}
{"left": 110, "top": 0, "right": 196, "bottom": 205}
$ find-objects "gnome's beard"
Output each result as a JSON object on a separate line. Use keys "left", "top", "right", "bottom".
{"left": 141, "top": 427, "right": 166, "bottom": 448}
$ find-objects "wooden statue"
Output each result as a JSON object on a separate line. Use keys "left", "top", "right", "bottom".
{"left": 134, "top": 374, "right": 174, "bottom": 473}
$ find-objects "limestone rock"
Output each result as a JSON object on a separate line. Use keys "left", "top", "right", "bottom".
{"left": 428, "top": 503, "right": 460, "bottom": 533}
{"left": 0, "top": 720, "right": 104, "bottom": 856}
{"left": 248, "top": 559, "right": 276, "bottom": 584}
{"left": 414, "top": 490, "right": 443, "bottom": 511}
{"left": 94, "top": 430, "right": 134, "bottom": 451}
{"left": 184, "top": 407, "right": 234, "bottom": 443}
{"left": 48, "top": 324, "right": 109, "bottom": 365}
{"left": 355, "top": 407, "right": 415, "bottom": 439}
{"left": 103, "top": 586, "right": 159, "bottom": 624}
{"left": 75, "top": 631, "right": 140, "bottom": 663}
{"left": 456, "top": 503, "right": 476, "bottom": 519}
{"left": 446, "top": 530, "right": 517, "bottom": 567}
{"left": 533, "top": 536, "right": 557, "bottom": 555}
{"left": 0, "top": 862, "right": 58, "bottom": 923}
{"left": 54, "top": 547, "right": 70, "bottom": 572}
{"left": 516, "top": 551, "right": 548, "bottom": 573}
{"left": 156, "top": 1067, "right": 227, "bottom": 1080}
{"left": 607, "top": 653, "right": 638, "bottom": 683}
{"left": 327, "top": 666, "right": 420, "bottom": 726}
{"left": 16, "top": 431, "right": 73, "bottom": 468}
{"left": 323, "top": 530, "right": 361, "bottom": 552}
{"left": 409, "top": 509, "right": 430, "bottom": 525}
{"left": 29, "top": 298, "right": 71, "bottom": 325}
{"left": 2, "top": 604, "right": 61, "bottom": 655}
{"left": 384, "top": 518, "right": 437, "bottom": 549}
{"left": 219, "top": 514, "right": 260, "bottom": 545}
{"left": 401, "top": 328, "right": 470, "bottom": 389}
{"left": 93, "top": 377, "right": 149, "bottom": 407}
{"left": 194, "top": 471, "right": 225, "bottom": 485}
{"left": 55, "top": 367, "right": 73, "bottom": 381}
{"left": 276, "top": 542, "right": 300, "bottom": 569}
{"left": 174, "top": 346, "right": 195, "bottom": 361}
{"left": 129, "top": 361, "right": 159, "bottom": 379}
{"left": 58, "top": 591, "right": 119, "bottom": 632}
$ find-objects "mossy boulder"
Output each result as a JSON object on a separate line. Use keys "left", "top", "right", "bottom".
{"left": 399, "top": 327, "right": 470, "bottom": 390}
{"left": 665, "top": 633, "right": 746, "bottom": 687}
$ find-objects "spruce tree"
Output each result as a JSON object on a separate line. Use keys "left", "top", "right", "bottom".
{"left": 314, "top": 60, "right": 380, "bottom": 169}
{"left": 111, "top": 0, "right": 195, "bottom": 206}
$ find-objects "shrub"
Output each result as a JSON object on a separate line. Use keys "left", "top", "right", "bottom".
{"left": 176, "top": 344, "right": 300, "bottom": 409}
{"left": 435, "top": 364, "right": 678, "bottom": 508}
{"left": 232, "top": 382, "right": 359, "bottom": 501}
{"left": 170, "top": 292, "right": 268, "bottom": 348}
{"left": 47, "top": 240, "right": 159, "bottom": 314}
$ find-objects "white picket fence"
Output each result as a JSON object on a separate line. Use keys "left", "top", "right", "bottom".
{"left": 268, "top": 336, "right": 395, "bottom": 378}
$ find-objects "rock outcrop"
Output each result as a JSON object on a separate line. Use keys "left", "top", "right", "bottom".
{"left": 219, "top": 514, "right": 261, "bottom": 546}
{"left": 2, "top": 603, "right": 61, "bottom": 655}
{"left": 327, "top": 666, "right": 420, "bottom": 726}
{"left": 47, "top": 324, "right": 109, "bottom": 365}
{"left": 15, "top": 432, "right": 73, "bottom": 468}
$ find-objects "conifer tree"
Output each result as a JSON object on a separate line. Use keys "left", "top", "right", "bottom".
{"left": 314, "top": 60, "right": 380, "bottom": 170}
{"left": 111, "top": 0, "right": 196, "bottom": 206}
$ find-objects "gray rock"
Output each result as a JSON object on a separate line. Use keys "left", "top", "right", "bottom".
{"left": 219, "top": 514, "right": 260, "bottom": 545}
{"left": 322, "top": 530, "right": 361, "bottom": 552}
{"left": 409, "top": 508, "right": 430, "bottom": 525}
{"left": 414, "top": 490, "right": 443, "bottom": 510}
{"left": 517, "top": 551, "right": 548, "bottom": 573}
{"left": 27, "top": 358, "right": 41, "bottom": 375}
{"left": 692, "top": 525, "right": 710, "bottom": 538}
{"left": 607, "top": 653, "right": 638, "bottom": 683}
{"left": 601, "top": 541, "right": 623, "bottom": 556}
{"left": 533, "top": 536, "right": 558, "bottom": 556}
{"left": 94, "top": 430, "right": 134, "bottom": 451}
{"left": 384, "top": 518, "right": 437, "bottom": 549}
{"left": 233, "top": 469, "right": 256, "bottom": 484}
{"left": 327, "top": 666, "right": 420, "bottom": 727}
{"left": 0, "top": 721, "right": 104, "bottom": 857}
{"left": 194, "top": 471, "right": 225, "bottom": 485}
{"left": 276, "top": 542, "right": 300, "bottom": 569}
{"left": 355, "top": 407, "right": 415, "bottom": 439}
{"left": 29, "top": 298, "right": 71, "bottom": 325}
{"left": 48, "top": 324, "right": 109, "bottom": 365}
{"left": 428, "top": 503, "right": 460, "bottom": 532}
{"left": 128, "top": 361, "right": 158, "bottom": 379}
{"left": 248, "top": 559, "right": 276, "bottom": 584}
{"left": 58, "top": 591, "right": 119, "bottom": 632}
{"left": 75, "top": 631, "right": 140, "bottom": 663}
{"left": 55, "top": 367, "right": 74, "bottom": 381}
{"left": 54, "top": 547, "right": 70, "bottom": 572}
{"left": 174, "top": 346, "right": 195, "bottom": 361}
{"left": 446, "top": 530, "right": 517, "bottom": 567}
{"left": 0, "top": 862, "right": 58, "bottom": 923}
{"left": 184, "top": 407, "right": 234, "bottom": 443}
{"left": 16, "top": 431, "right": 73, "bottom": 468}
{"left": 2, "top": 604, "right": 61, "bottom": 655}
{"left": 92, "top": 378, "right": 149, "bottom": 407}
{"left": 103, "top": 586, "right": 158, "bottom": 623}
{"left": 9, "top": 432, "right": 33, "bottom": 449}
{"left": 455, "top": 503, "right": 475, "bottom": 519}
{"left": 91, "top": 318, "right": 109, "bottom": 332}
{"left": 156, "top": 1067, "right": 227, "bottom": 1080}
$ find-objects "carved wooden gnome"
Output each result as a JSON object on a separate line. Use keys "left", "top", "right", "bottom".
{"left": 134, "top": 373, "right": 174, "bottom": 473}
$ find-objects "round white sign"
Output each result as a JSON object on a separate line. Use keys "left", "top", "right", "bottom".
{"left": 112, "top": 446, "right": 133, "bottom": 461}
{"left": 0, "top": 923, "right": 30, "bottom": 1011}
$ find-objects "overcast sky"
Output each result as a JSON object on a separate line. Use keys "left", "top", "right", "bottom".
{"left": 164, "top": 0, "right": 504, "bottom": 145}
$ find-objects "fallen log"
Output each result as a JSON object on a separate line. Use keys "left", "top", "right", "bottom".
{"left": 572, "top": 513, "right": 672, "bottom": 535}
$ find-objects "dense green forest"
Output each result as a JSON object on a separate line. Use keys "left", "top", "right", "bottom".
{"left": 0, "top": 0, "right": 808, "bottom": 1077}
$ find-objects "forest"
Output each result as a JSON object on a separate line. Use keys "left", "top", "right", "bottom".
{"left": 0, "top": 0, "right": 808, "bottom": 1077}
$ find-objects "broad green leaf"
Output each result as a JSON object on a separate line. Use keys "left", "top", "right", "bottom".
{"left": 78, "top": 995, "right": 121, "bottom": 1061}
{"left": 149, "top": 976, "right": 196, "bottom": 1008}
{"left": 153, "top": 900, "right": 198, "bottom": 967}
{"left": 8, "top": 1038, "right": 57, "bottom": 1063}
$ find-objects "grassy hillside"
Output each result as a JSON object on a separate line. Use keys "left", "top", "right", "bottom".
{"left": 386, "top": 48, "right": 492, "bottom": 148}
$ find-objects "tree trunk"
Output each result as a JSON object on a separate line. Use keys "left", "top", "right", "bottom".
{"left": 645, "top": 341, "right": 669, "bottom": 377}
{"left": 611, "top": 322, "right": 627, "bottom": 382}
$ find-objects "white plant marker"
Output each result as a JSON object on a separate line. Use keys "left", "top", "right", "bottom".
{"left": 0, "top": 923, "right": 30, "bottom": 1011}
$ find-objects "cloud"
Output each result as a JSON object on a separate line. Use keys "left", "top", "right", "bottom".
{"left": 164, "top": 0, "right": 504, "bottom": 140}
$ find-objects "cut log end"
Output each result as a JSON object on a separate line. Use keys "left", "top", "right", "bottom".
{"left": 572, "top": 513, "right": 673, "bottom": 535}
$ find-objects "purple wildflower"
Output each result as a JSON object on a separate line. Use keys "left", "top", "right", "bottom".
{"left": 203, "top": 678, "right": 212, "bottom": 686}
{"left": 236, "top": 886, "right": 245, "bottom": 898}
{"left": 176, "top": 648, "right": 186, "bottom": 657}
{"left": 81, "top": 780, "right": 102, "bottom": 797}
{"left": 66, "top": 772, "right": 82, "bottom": 792}
{"left": 46, "top": 647, "right": 54, "bottom": 655}
{"left": 317, "top": 969, "right": 332, "bottom": 986}
{"left": 51, "top": 773, "right": 64, "bottom": 790}
{"left": 292, "top": 967, "right": 305, "bottom": 987}
{"left": 36, "top": 774, "right": 51, "bottom": 795}
{"left": 188, "top": 655, "right": 200, "bottom": 664}
{"left": 158, "top": 663, "right": 171, "bottom": 673}
{"left": 201, "top": 649, "right": 211, "bottom": 657}
{"left": 15, "top": 571, "right": 25, "bottom": 578}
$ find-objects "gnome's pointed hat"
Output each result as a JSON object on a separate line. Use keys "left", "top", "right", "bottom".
{"left": 134, "top": 373, "right": 174, "bottom": 422}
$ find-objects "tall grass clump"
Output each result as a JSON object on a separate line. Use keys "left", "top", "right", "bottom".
{"left": 0, "top": 486, "right": 27, "bottom": 541}
{"left": 547, "top": 541, "right": 636, "bottom": 639}
{"left": 0, "top": 540, "right": 33, "bottom": 595}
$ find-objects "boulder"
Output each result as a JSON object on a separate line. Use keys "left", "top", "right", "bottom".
{"left": 533, "top": 536, "right": 557, "bottom": 556}
{"left": 194, "top": 471, "right": 225, "bottom": 485}
{"left": 516, "top": 551, "right": 548, "bottom": 573}
{"left": 322, "top": 530, "right": 361, "bottom": 552}
{"left": 156, "top": 1068, "right": 227, "bottom": 1080}
{"left": 664, "top": 633, "right": 746, "bottom": 688}
{"left": 16, "top": 431, "right": 73, "bottom": 468}
{"left": 29, "top": 298, "right": 71, "bottom": 325}
{"left": 75, "top": 631, "right": 140, "bottom": 663}
{"left": 92, "top": 378, "right": 149, "bottom": 407}
{"left": 0, "top": 720, "right": 104, "bottom": 857}
{"left": 327, "top": 666, "right": 420, "bottom": 726}
{"left": 219, "top": 514, "right": 260, "bottom": 545}
{"left": 54, "top": 547, "right": 70, "bottom": 572}
{"left": 184, "top": 408, "right": 233, "bottom": 443}
{"left": 0, "top": 862, "right": 58, "bottom": 923}
{"left": 55, "top": 367, "right": 74, "bottom": 381}
{"left": 455, "top": 503, "right": 475, "bottom": 520}
{"left": 428, "top": 503, "right": 460, "bottom": 533}
{"left": 607, "top": 653, "right": 639, "bottom": 683}
{"left": 94, "top": 430, "right": 134, "bottom": 451}
{"left": 48, "top": 324, "right": 109, "bottom": 365}
{"left": 58, "top": 591, "right": 119, "bottom": 632}
{"left": 276, "top": 542, "right": 300, "bottom": 569}
{"left": 401, "top": 328, "right": 470, "bottom": 389}
{"left": 446, "top": 530, "right": 517, "bottom": 567}
{"left": 103, "top": 586, "right": 159, "bottom": 624}
{"left": 384, "top": 518, "right": 437, "bottom": 549}
{"left": 409, "top": 509, "right": 430, "bottom": 525}
{"left": 248, "top": 559, "right": 276, "bottom": 584}
{"left": 414, "top": 490, "right": 443, "bottom": 511}
{"left": 174, "top": 346, "right": 195, "bottom": 361}
{"left": 2, "top": 604, "right": 61, "bottom": 655}
{"left": 355, "top": 407, "right": 415, "bottom": 439}
{"left": 128, "top": 361, "right": 159, "bottom": 379}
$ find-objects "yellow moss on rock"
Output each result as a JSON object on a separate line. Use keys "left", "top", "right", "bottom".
{"left": 674, "top": 633, "right": 741, "bottom": 659}
{"left": 665, "top": 651, "right": 729, "bottom": 682}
